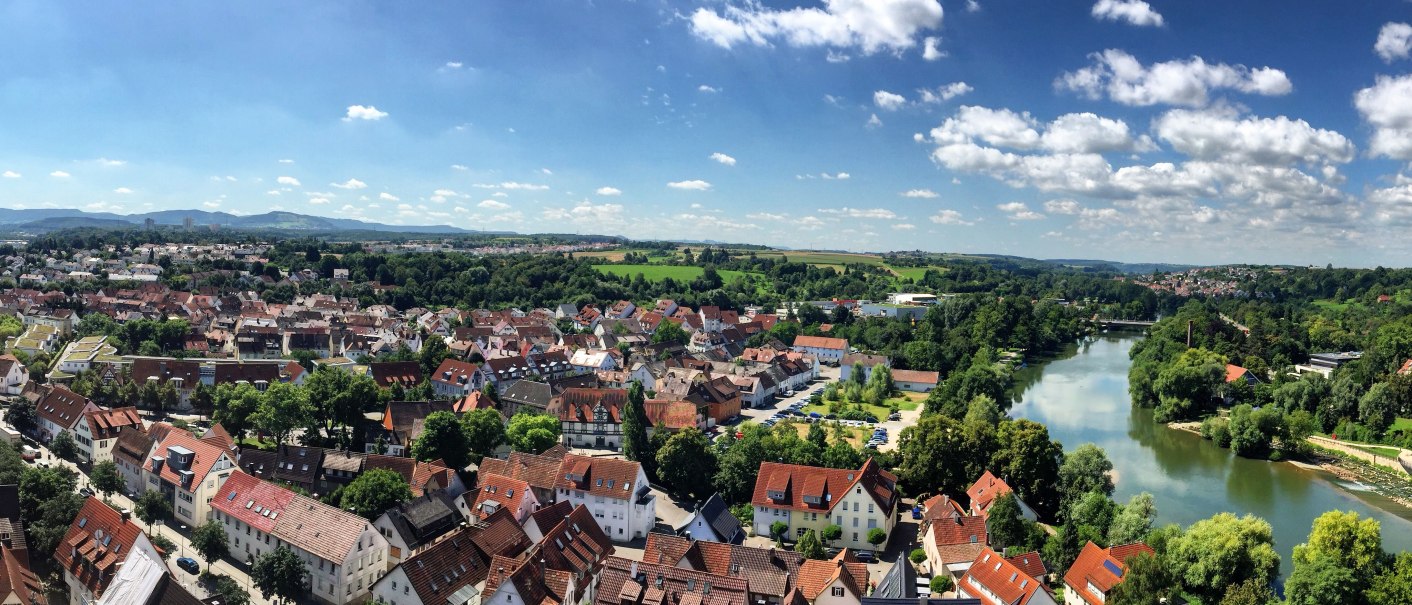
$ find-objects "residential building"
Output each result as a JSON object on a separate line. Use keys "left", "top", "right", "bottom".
{"left": 966, "top": 472, "right": 1036, "bottom": 521}
{"left": 237, "top": 444, "right": 324, "bottom": 492}
{"left": 1062, "top": 542, "right": 1154, "bottom": 605}
{"left": 429, "top": 359, "right": 485, "bottom": 399}
{"left": 0, "top": 541, "right": 44, "bottom": 605}
{"left": 594, "top": 556, "right": 748, "bottom": 605}
{"left": 839, "top": 354, "right": 890, "bottom": 382}
{"left": 368, "top": 508, "right": 532, "bottom": 605}
{"left": 891, "top": 369, "right": 941, "bottom": 393}
{"left": 73, "top": 407, "right": 143, "bottom": 464}
{"left": 55, "top": 498, "right": 161, "bottom": 605}
{"left": 499, "top": 379, "right": 552, "bottom": 416}
{"left": 675, "top": 492, "right": 744, "bottom": 544}
{"left": 369, "top": 361, "right": 423, "bottom": 389}
{"left": 366, "top": 400, "right": 455, "bottom": 457}
{"left": 751, "top": 459, "right": 898, "bottom": 551}
{"left": 792, "top": 336, "right": 848, "bottom": 365}
{"left": 142, "top": 429, "right": 238, "bottom": 526}
{"left": 568, "top": 348, "right": 618, "bottom": 374}
{"left": 373, "top": 489, "right": 462, "bottom": 566}
{"left": 93, "top": 540, "right": 204, "bottom": 605}
{"left": 535, "top": 504, "right": 616, "bottom": 601}
{"left": 34, "top": 385, "right": 99, "bottom": 442}
{"left": 0, "top": 354, "right": 26, "bottom": 395}
{"left": 922, "top": 515, "right": 989, "bottom": 580}
{"left": 640, "top": 533, "right": 806, "bottom": 605}
{"left": 554, "top": 454, "right": 656, "bottom": 542}
{"left": 957, "top": 548, "right": 1056, "bottom": 605}
{"left": 477, "top": 448, "right": 568, "bottom": 506}
{"left": 480, "top": 554, "right": 575, "bottom": 605}
{"left": 550, "top": 387, "right": 627, "bottom": 450}
{"left": 51, "top": 335, "right": 118, "bottom": 380}
{"left": 112, "top": 427, "right": 160, "bottom": 495}
{"left": 211, "top": 471, "right": 390, "bottom": 605}
{"left": 794, "top": 555, "right": 870, "bottom": 605}
{"left": 8, "top": 324, "right": 58, "bottom": 358}
{"left": 465, "top": 473, "right": 538, "bottom": 523}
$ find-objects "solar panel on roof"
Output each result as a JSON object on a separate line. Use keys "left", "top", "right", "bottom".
{"left": 1102, "top": 559, "right": 1125, "bottom": 578}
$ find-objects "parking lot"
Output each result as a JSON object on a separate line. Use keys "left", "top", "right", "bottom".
{"left": 730, "top": 364, "right": 925, "bottom": 452}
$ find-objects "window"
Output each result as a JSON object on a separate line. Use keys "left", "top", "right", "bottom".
{"left": 832, "top": 587, "right": 845, "bottom": 597}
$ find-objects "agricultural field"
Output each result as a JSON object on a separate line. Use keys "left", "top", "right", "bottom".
{"left": 592, "top": 264, "right": 757, "bottom": 283}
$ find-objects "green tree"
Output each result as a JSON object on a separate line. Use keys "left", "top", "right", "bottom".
{"left": 1058, "top": 443, "right": 1114, "bottom": 516}
{"left": 622, "top": 381, "right": 656, "bottom": 478}
{"left": 821, "top": 524, "right": 843, "bottom": 546}
{"left": 867, "top": 527, "right": 887, "bottom": 547}
{"left": 992, "top": 419, "right": 1063, "bottom": 520}
{"left": 929, "top": 576, "right": 954, "bottom": 594}
{"left": 305, "top": 367, "right": 381, "bottom": 443}
{"left": 4, "top": 400, "right": 38, "bottom": 435}
{"left": 897, "top": 414, "right": 972, "bottom": 498}
{"left": 1043, "top": 520, "right": 1084, "bottom": 574}
{"left": 770, "top": 521, "right": 789, "bottom": 541}
{"left": 252, "top": 382, "right": 312, "bottom": 446}
{"left": 865, "top": 364, "right": 896, "bottom": 397}
{"left": 134, "top": 489, "right": 172, "bottom": 527}
{"left": 1152, "top": 347, "right": 1227, "bottom": 422}
{"left": 411, "top": 411, "right": 472, "bottom": 469}
{"left": 19, "top": 465, "right": 85, "bottom": 553}
{"left": 1066, "top": 491, "right": 1117, "bottom": 546}
{"left": 1367, "top": 552, "right": 1412, "bottom": 604}
{"left": 213, "top": 383, "right": 262, "bottom": 441}
{"left": 1107, "top": 493, "right": 1157, "bottom": 546}
{"left": 1285, "top": 510, "right": 1382, "bottom": 603}
{"left": 251, "top": 545, "right": 310, "bottom": 605}
{"left": 191, "top": 521, "right": 230, "bottom": 568}
{"left": 151, "top": 534, "right": 176, "bottom": 560}
{"left": 909, "top": 549, "right": 927, "bottom": 564}
{"left": 419, "top": 336, "right": 451, "bottom": 377}
{"left": 461, "top": 408, "right": 506, "bottom": 460}
{"left": 987, "top": 492, "right": 1031, "bottom": 550}
{"left": 1217, "top": 579, "right": 1276, "bottom": 605}
{"left": 338, "top": 469, "right": 414, "bottom": 519}
{"left": 655, "top": 428, "right": 718, "bottom": 500}
{"left": 651, "top": 320, "right": 689, "bottom": 345}
{"left": 1359, "top": 382, "right": 1397, "bottom": 437}
{"left": 1107, "top": 552, "right": 1176, "bottom": 605}
{"left": 1285, "top": 553, "right": 1361, "bottom": 605}
{"left": 210, "top": 574, "right": 252, "bottom": 605}
{"left": 796, "top": 529, "right": 825, "bottom": 559}
{"left": 506, "top": 412, "right": 561, "bottom": 453}
{"left": 50, "top": 431, "right": 77, "bottom": 461}
{"left": 1165, "top": 513, "right": 1280, "bottom": 603}
{"left": 90, "top": 459, "right": 124, "bottom": 498}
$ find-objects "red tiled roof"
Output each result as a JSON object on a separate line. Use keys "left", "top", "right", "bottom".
{"left": 961, "top": 547, "right": 1051, "bottom": 605}
{"left": 1063, "top": 542, "right": 1154, "bottom": 605}
{"left": 792, "top": 335, "right": 847, "bottom": 351}
{"left": 891, "top": 369, "right": 941, "bottom": 385}
{"left": 54, "top": 497, "right": 148, "bottom": 599}
{"left": 643, "top": 400, "right": 700, "bottom": 430}
{"left": 212, "top": 471, "right": 372, "bottom": 562}
{"left": 0, "top": 544, "right": 44, "bottom": 605}
{"left": 967, "top": 471, "right": 1013, "bottom": 516}
{"left": 211, "top": 470, "right": 297, "bottom": 534}
{"left": 1225, "top": 364, "right": 1249, "bottom": 383}
{"left": 148, "top": 429, "right": 234, "bottom": 491}
{"left": 471, "top": 473, "right": 533, "bottom": 519}
{"left": 554, "top": 454, "right": 643, "bottom": 501}
{"left": 930, "top": 515, "right": 988, "bottom": 549}
{"left": 796, "top": 556, "right": 868, "bottom": 600}
{"left": 82, "top": 407, "right": 142, "bottom": 441}
{"left": 538, "top": 504, "right": 615, "bottom": 585}
{"left": 1005, "top": 551, "right": 1047, "bottom": 581}
{"left": 552, "top": 388, "right": 627, "bottom": 423}
{"left": 752, "top": 458, "right": 896, "bottom": 514}
{"left": 479, "top": 450, "right": 566, "bottom": 492}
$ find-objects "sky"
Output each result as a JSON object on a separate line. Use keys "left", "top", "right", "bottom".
{"left": 1, "top": 1, "right": 1411, "bottom": 266}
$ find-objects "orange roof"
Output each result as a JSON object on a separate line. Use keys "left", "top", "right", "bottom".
{"left": 753, "top": 458, "right": 897, "bottom": 514}
{"left": 966, "top": 471, "right": 1013, "bottom": 517}
{"left": 960, "top": 547, "right": 1051, "bottom": 605}
{"left": 1062, "top": 541, "right": 1154, "bottom": 605}
{"left": 795, "top": 556, "right": 868, "bottom": 600}
{"left": 792, "top": 335, "right": 847, "bottom": 351}
{"left": 54, "top": 497, "right": 149, "bottom": 599}
{"left": 471, "top": 473, "right": 533, "bottom": 519}
{"left": 1224, "top": 364, "right": 1249, "bottom": 383}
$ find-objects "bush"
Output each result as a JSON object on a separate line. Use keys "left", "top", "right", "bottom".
{"left": 1200, "top": 416, "right": 1231, "bottom": 447}
{"left": 910, "top": 548, "right": 928, "bottom": 564}
{"left": 867, "top": 528, "right": 887, "bottom": 547}
{"left": 930, "top": 575, "right": 954, "bottom": 594}
{"left": 730, "top": 502, "right": 753, "bottom": 525}
{"left": 770, "top": 521, "right": 789, "bottom": 540}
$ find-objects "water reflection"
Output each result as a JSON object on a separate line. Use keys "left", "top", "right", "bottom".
{"left": 1010, "top": 335, "right": 1412, "bottom": 577}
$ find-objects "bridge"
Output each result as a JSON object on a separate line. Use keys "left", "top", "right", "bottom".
{"left": 1094, "top": 318, "right": 1156, "bottom": 329}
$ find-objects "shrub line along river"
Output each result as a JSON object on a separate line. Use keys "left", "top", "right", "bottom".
{"left": 1008, "top": 333, "right": 1412, "bottom": 579}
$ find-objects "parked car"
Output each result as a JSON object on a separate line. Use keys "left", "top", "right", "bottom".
{"left": 888, "top": 413, "right": 902, "bottom": 421}
{"left": 912, "top": 505, "right": 923, "bottom": 520}
{"left": 19, "top": 445, "right": 38, "bottom": 462}
{"left": 79, "top": 487, "right": 94, "bottom": 498}
{"left": 176, "top": 557, "right": 200, "bottom": 575}
{"left": 856, "top": 550, "right": 875, "bottom": 563}
{"left": 809, "top": 412, "right": 822, "bottom": 418}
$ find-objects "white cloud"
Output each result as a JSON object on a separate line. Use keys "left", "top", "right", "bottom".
{"left": 1153, "top": 109, "right": 1354, "bottom": 165}
{"left": 202, "top": 200, "right": 221, "bottom": 208}
{"left": 1376, "top": 22, "right": 1412, "bottom": 62}
{"left": 931, "top": 106, "right": 1042, "bottom": 149}
{"left": 379, "top": 192, "right": 400, "bottom": 202}
{"left": 451, "top": 164, "right": 469, "bottom": 171}
{"left": 902, "top": 189, "right": 939, "bottom": 198}
{"left": 1057, "top": 49, "right": 1292, "bottom": 107}
{"left": 344, "top": 105, "right": 389, "bottom": 121}
{"left": 867, "top": 113, "right": 883, "bottom": 128}
{"left": 96, "top": 157, "right": 126, "bottom": 167}
{"left": 308, "top": 197, "right": 331, "bottom": 205}
{"left": 820, "top": 172, "right": 851, "bottom": 180}
{"left": 266, "top": 190, "right": 281, "bottom": 196}
{"left": 798, "top": 216, "right": 827, "bottom": 230}
{"left": 922, "top": 36, "right": 945, "bottom": 61}
{"left": 596, "top": 186, "right": 623, "bottom": 196}
{"left": 331, "top": 178, "right": 367, "bottom": 190}
{"left": 49, "top": 170, "right": 70, "bottom": 178}
{"left": 277, "top": 176, "right": 301, "bottom": 187}
{"left": 2, "top": 171, "right": 19, "bottom": 179}
{"left": 997, "top": 201, "right": 1045, "bottom": 220}
{"left": 966, "top": 0, "right": 980, "bottom": 11}
{"left": 819, "top": 207, "right": 896, "bottom": 219}
{"left": 1044, "top": 199, "right": 1082, "bottom": 215}
{"left": 918, "top": 82, "right": 972, "bottom": 103}
{"left": 874, "top": 90, "right": 907, "bottom": 111}
{"left": 444, "top": 61, "right": 463, "bottom": 69}
{"left": 500, "top": 182, "right": 550, "bottom": 191}
{"left": 541, "top": 168, "right": 553, "bottom": 175}
{"left": 699, "top": 84, "right": 720, "bottom": 93}
{"left": 113, "top": 187, "right": 133, "bottom": 194}
{"left": 278, "top": 159, "right": 295, "bottom": 164}
{"left": 892, "top": 223, "right": 916, "bottom": 230}
{"left": 709, "top": 152, "right": 738, "bottom": 166}
{"left": 668, "top": 179, "right": 712, "bottom": 191}
{"left": 1356, "top": 74, "right": 1412, "bottom": 160}
{"left": 929, "top": 209, "right": 973, "bottom": 225}
{"left": 478, "top": 199, "right": 511, "bottom": 210}
{"left": 675, "top": 213, "right": 759, "bottom": 230}
{"left": 747, "top": 212, "right": 789, "bottom": 221}
{"left": 542, "top": 201, "right": 626, "bottom": 228}
{"left": 688, "top": 0, "right": 944, "bottom": 55}
{"left": 826, "top": 50, "right": 851, "bottom": 63}
{"left": 1041, "top": 112, "right": 1142, "bottom": 154}
{"left": 1091, "top": 0, "right": 1164, "bottom": 27}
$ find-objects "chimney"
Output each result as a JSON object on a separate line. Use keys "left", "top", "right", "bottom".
{"left": 120, "top": 509, "right": 132, "bottom": 523}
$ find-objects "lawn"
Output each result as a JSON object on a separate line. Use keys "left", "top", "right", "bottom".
{"left": 752, "top": 251, "right": 891, "bottom": 267}
{"left": 782, "top": 420, "right": 869, "bottom": 446}
{"left": 592, "top": 264, "right": 756, "bottom": 283}
{"left": 1391, "top": 417, "right": 1412, "bottom": 433}
{"left": 883, "top": 391, "right": 926, "bottom": 411}
{"left": 801, "top": 399, "right": 897, "bottom": 422}
{"left": 1348, "top": 443, "right": 1403, "bottom": 458}
{"left": 891, "top": 266, "right": 948, "bottom": 281}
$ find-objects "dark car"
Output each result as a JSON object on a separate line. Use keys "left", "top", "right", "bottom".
{"left": 176, "top": 557, "right": 200, "bottom": 575}
{"left": 863, "top": 415, "right": 878, "bottom": 423}
{"left": 856, "top": 550, "right": 875, "bottom": 562}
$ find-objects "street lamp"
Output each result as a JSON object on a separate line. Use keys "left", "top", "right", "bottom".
{"left": 179, "top": 524, "right": 187, "bottom": 558}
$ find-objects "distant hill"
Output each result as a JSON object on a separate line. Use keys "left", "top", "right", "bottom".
{"left": 0, "top": 208, "right": 480, "bottom": 234}
{"left": 1044, "top": 258, "right": 1200, "bottom": 274}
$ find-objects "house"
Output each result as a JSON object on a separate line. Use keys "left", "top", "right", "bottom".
{"left": 112, "top": 427, "right": 160, "bottom": 495}
{"left": 368, "top": 508, "right": 532, "bottom": 605}
{"left": 477, "top": 447, "right": 568, "bottom": 506}
{"left": 922, "top": 514, "right": 989, "bottom": 580}
{"left": 23, "top": 308, "right": 73, "bottom": 336}
{"left": 365, "top": 454, "right": 467, "bottom": 498}
{"left": 129, "top": 358, "right": 202, "bottom": 408}
{"left": 211, "top": 471, "right": 389, "bottom": 605}
{"left": 500, "top": 379, "right": 553, "bottom": 416}
{"left": 1006, "top": 551, "right": 1047, "bottom": 583}
{"left": 675, "top": 492, "right": 744, "bottom": 544}
{"left": 1062, "top": 542, "right": 1154, "bottom": 605}
{"left": 795, "top": 555, "right": 871, "bottom": 605}
{"left": 465, "top": 473, "right": 538, "bottom": 523}
{"left": 92, "top": 538, "right": 204, "bottom": 605}
{"left": 892, "top": 369, "right": 941, "bottom": 393}
{"left": 792, "top": 336, "right": 848, "bottom": 365}
{"left": 1225, "top": 364, "right": 1259, "bottom": 385}
{"left": 569, "top": 348, "right": 618, "bottom": 374}
{"left": 555, "top": 454, "right": 656, "bottom": 541}
{"left": 967, "top": 471, "right": 1036, "bottom": 521}
{"left": 429, "top": 358, "right": 486, "bottom": 399}
{"left": 55, "top": 498, "right": 162, "bottom": 605}
{"left": 142, "top": 429, "right": 238, "bottom": 527}
{"left": 0, "top": 540, "right": 44, "bottom": 605}
{"left": 480, "top": 554, "right": 575, "bottom": 605}
{"left": 369, "top": 361, "right": 423, "bottom": 389}
{"left": 237, "top": 444, "right": 325, "bottom": 492}
{"left": 73, "top": 407, "right": 143, "bottom": 464}
{"left": 752, "top": 458, "right": 898, "bottom": 551}
{"left": 551, "top": 388, "right": 628, "bottom": 450}
{"left": 8, "top": 324, "right": 58, "bottom": 357}
{"left": 34, "top": 385, "right": 99, "bottom": 442}
{"left": 957, "top": 548, "right": 1056, "bottom": 605}
{"left": 51, "top": 336, "right": 118, "bottom": 379}
{"left": 595, "top": 556, "right": 748, "bottom": 605}
{"left": 839, "top": 354, "right": 890, "bottom": 382}
{"left": 366, "top": 400, "right": 455, "bottom": 457}
{"left": 535, "top": 504, "right": 616, "bottom": 600}
{"left": 0, "top": 354, "right": 26, "bottom": 395}
{"left": 640, "top": 533, "right": 803, "bottom": 605}
{"left": 373, "top": 489, "right": 462, "bottom": 566}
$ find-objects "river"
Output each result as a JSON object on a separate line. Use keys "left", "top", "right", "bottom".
{"left": 1008, "top": 333, "right": 1412, "bottom": 578}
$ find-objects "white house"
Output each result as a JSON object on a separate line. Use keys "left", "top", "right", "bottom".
{"left": 553, "top": 454, "right": 656, "bottom": 542}
{"left": 34, "top": 385, "right": 99, "bottom": 443}
{"left": 0, "top": 354, "right": 27, "bottom": 395}
{"left": 569, "top": 349, "right": 618, "bottom": 374}
{"left": 752, "top": 458, "right": 898, "bottom": 551}
{"left": 142, "top": 429, "right": 237, "bottom": 527}
{"left": 792, "top": 335, "right": 848, "bottom": 365}
{"left": 55, "top": 497, "right": 163, "bottom": 605}
{"left": 73, "top": 407, "right": 143, "bottom": 464}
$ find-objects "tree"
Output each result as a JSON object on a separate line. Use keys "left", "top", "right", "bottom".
{"left": 209, "top": 574, "right": 252, "bottom": 605}
{"left": 1165, "top": 513, "right": 1280, "bottom": 603}
{"left": 1066, "top": 491, "right": 1117, "bottom": 546}
{"left": 506, "top": 412, "right": 561, "bottom": 453}
{"left": 909, "top": 549, "right": 928, "bottom": 564}
{"left": 991, "top": 419, "right": 1063, "bottom": 520}
{"left": 1284, "top": 553, "right": 1361, "bottom": 605}
{"left": 821, "top": 524, "right": 843, "bottom": 546}
{"left": 411, "top": 411, "right": 472, "bottom": 469}
{"left": 865, "top": 364, "right": 896, "bottom": 397}
{"left": 796, "top": 529, "right": 825, "bottom": 559}
{"left": 213, "top": 383, "right": 261, "bottom": 441}
{"left": 90, "top": 460, "right": 124, "bottom": 498}
{"left": 929, "top": 576, "right": 954, "bottom": 594}
{"left": 1151, "top": 347, "right": 1227, "bottom": 422}
{"left": 1107, "top": 493, "right": 1157, "bottom": 546}
{"left": 897, "top": 414, "right": 972, "bottom": 498}
{"left": 1367, "top": 552, "right": 1412, "bottom": 604}
{"left": 987, "top": 492, "right": 1031, "bottom": 550}
{"left": 655, "top": 428, "right": 718, "bottom": 500}
{"left": 622, "top": 381, "right": 656, "bottom": 478}
{"left": 867, "top": 527, "right": 887, "bottom": 548}
{"left": 338, "top": 469, "right": 414, "bottom": 519}
{"left": 50, "top": 431, "right": 77, "bottom": 461}
{"left": 191, "top": 521, "right": 230, "bottom": 568}
{"left": 1043, "top": 521, "right": 1084, "bottom": 575}
{"left": 1217, "top": 579, "right": 1277, "bottom": 605}
{"left": 19, "top": 465, "right": 84, "bottom": 553}
{"left": 251, "top": 545, "right": 310, "bottom": 605}
{"left": 5, "top": 400, "right": 37, "bottom": 435}
{"left": 1286, "top": 510, "right": 1382, "bottom": 603}
{"left": 1359, "top": 382, "right": 1397, "bottom": 437}
{"left": 305, "top": 368, "right": 381, "bottom": 444}
{"left": 419, "top": 336, "right": 451, "bottom": 377}
{"left": 770, "top": 521, "right": 789, "bottom": 541}
{"left": 461, "top": 408, "right": 506, "bottom": 461}
{"left": 651, "top": 320, "right": 689, "bottom": 345}
{"left": 1058, "top": 443, "right": 1114, "bottom": 515}
{"left": 1107, "top": 552, "right": 1176, "bottom": 605}
{"left": 151, "top": 534, "right": 176, "bottom": 560}
{"left": 252, "top": 382, "right": 312, "bottom": 446}
{"left": 134, "top": 489, "right": 172, "bottom": 527}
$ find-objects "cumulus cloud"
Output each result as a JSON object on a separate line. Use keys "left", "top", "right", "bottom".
{"left": 1153, "top": 109, "right": 1354, "bottom": 165}
{"left": 113, "top": 187, "right": 133, "bottom": 194}
{"left": 668, "top": 179, "right": 712, "bottom": 191}
{"left": 997, "top": 201, "right": 1045, "bottom": 220}
{"left": 918, "top": 82, "right": 972, "bottom": 104}
{"left": 278, "top": 159, "right": 295, "bottom": 164}
{"left": 874, "top": 90, "right": 907, "bottom": 111}
{"left": 596, "top": 187, "right": 623, "bottom": 196}
{"left": 710, "top": 152, "right": 737, "bottom": 166}
{"left": 1091, "top": 0, "right": 1164, "bottom": 27}
{"left": 675, "top": 213, "right": 759, "bottom": 230}
{"left": 308, "top": 197, "right": 331, "bottom": 205}
{"left": 1044, "top": 199, "right": 1082, "bottom": 215}
{"left": 929, "top": 209, "right": 972, "bottom": 225}
{"left": 451, "top": 164, "right": 469, "bottom": 171}
{"left": 1356, "top": 74, "right": 1412, "bottom": 160}
{"left": 1376, "top": 23, "right": 1412, "bottom": 63}
{"left": 497, "top": 182, "right": 550, "bottom": 191}
{"left": 798, "top": 216, "right": 827, "bottom": 230}
{"left": 819, "top": 207, "right": 896, "bottom": 219}
{"left": 542, "top": 200, "right": 627, "bottom": 229}
{"left": 867, "top": 113, "right": 883, "bottom": 128}
{"left": 331, "top": 178, "right": 367, "bottom": 190}
{"left": 747, "top": 212, "right": 789, "bottom": 221}
{"left": 820, "top": 172, "right": 851, "bottom": 180}
{"left": 277, "top": 176, "right": 301, "bottom": 187}
{"left": 922, "top": 36, "right": 945, "bottom": 60}
{"left": 344, "top": 105, "right": 389, "bottom": 121}
{"left": 688, "top": 0, "right": 944, "bottom": 56}
{"left": 1057, "top": 49, "right": 1292, "bottom": 107}
{"left": 379, "top": 192, "right": 400, "bottom": 202}
{"left": 2, "top": 171, "right": 19, "bottom": 179}
{"left": 699, "top": 84, "right": 720, "bottom": 93}
{"left": 478, "top": 199, "right": 511, "bottom": 210}
{"left": 902, "top": 188, "right": 939, "bottom": 198}
{"left": 96, "top": 158, "right": 126, "bottom": 167}
{"left": 49, "top": 170, "right": 70, "bottom": 178}
{"left": 892, "top": 223, "right": 916, "bottom": 230}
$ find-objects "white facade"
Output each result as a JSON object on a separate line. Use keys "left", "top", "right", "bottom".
{"left": 216, "top": 508, "right": 388, "bottom": 605}
{"left": 557, "top": 465, "right": 656, "bottom": 542}
{"left": 143, "top": 452, "right": 237, "bottom": 526}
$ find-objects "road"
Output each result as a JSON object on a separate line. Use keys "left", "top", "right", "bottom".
{"left": 732, "top": 364, "right": 925, "bottom": 452}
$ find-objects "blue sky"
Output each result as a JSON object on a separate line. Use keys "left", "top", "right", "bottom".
{"left": 1, "top": 1, "right": 1411, "bottom": 266}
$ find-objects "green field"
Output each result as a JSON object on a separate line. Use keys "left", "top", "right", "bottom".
{"left": 894, "top": 266, "right": 945, "bottom": 281}
{"left": 593, "top": 264, "right": 755, "bottom": 283}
